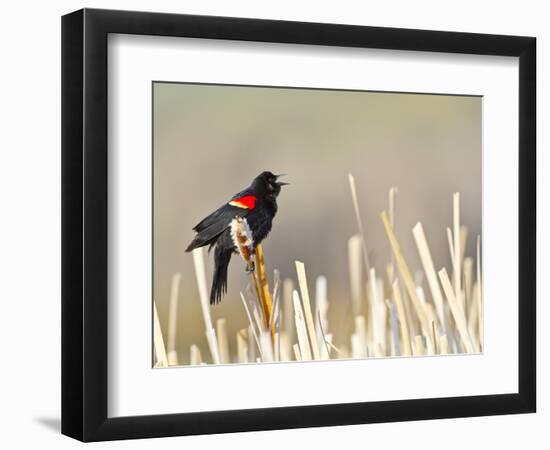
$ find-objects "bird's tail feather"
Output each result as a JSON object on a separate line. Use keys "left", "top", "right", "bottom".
{"left": 186, "top": 234, "right": 214, "bottom": 252}
{"left": 186, "top": 227, "right": 226, "bottom": 252}
{"left": 210, "top": 247, "right": 232, "bottom": 304}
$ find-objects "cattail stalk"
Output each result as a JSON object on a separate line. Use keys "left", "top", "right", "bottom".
{"left": 255, "top": 243, "right": 273, "bottom": 330}
{"left": 231, "top": 217, "right": 274, "bottom": 338}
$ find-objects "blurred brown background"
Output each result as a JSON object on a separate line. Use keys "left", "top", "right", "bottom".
{"left": 153, "top": 82, "right": 481, "bottom": 364}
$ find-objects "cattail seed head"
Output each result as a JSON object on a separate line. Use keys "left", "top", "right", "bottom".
{"left": 230, "top": 216, "right": 255, "bottom": 270}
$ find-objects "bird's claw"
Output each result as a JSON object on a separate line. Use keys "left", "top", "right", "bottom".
{"left": 245, "top": 262, "right": 256, "bottom": 273}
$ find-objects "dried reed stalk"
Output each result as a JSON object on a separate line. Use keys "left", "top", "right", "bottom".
{"left": 388, "top": 187, "right": 398, "bottom": 283}
{"left": 237, "top": 329, "right": 249, "bottom": 363}
{"left": 240, "top": 292, "right": 262, "bottom": 358}
{"left": 438, "top": 268, "right": 475, "bottom": 353}
{"left": 153, "top": 301, "right": 168, "bottom": 368}
{"left": 476, "top": 235, "right": 483, "bottom": 350}
{"left": 369, "top": 268, "right": 387, "bottom": 356}
{"left": 381, "top": 211, "right": 432, "bottom": 348}
{"left": 424, "top": 303, "right": 437, "bottom": 355}
{"left": 317, "top": 311, "right": 331, "bottom": 359}
{"left": 439, "top": 335, "right": 449, "bottom": 355}
{"left": 348, "top": 235, "right": 364, "bottom": 316}
{"left": 412, "top": 222, "right": 446, "bottom": 332}
{"left": 414, "top": 335, "right": 425, "bottom": 356}
{"left": 453, "top": 193, "right": 462, "bottom": 311}
{"left": 178, "top": 177, "right": 482, "bottom": 366}
{"left": 192, "top": 248, "right": 220, "bottom": 364}
{"left": 190, "top": 344, "right": 202, "bottom": 365}
{"left": 282, "top": 278, "right": 295, "bottom": 356}
{"left": 354, "top": 315, "right": 367, "bottom": 358}
{"left": 293, "top": 343, "right": 302, "bottom": 361}
{"left": 295, "top": 261, "right": 321, "bottom": 359}
{"left": 392, "top": 280, "right": 412, "bottom": 356}
{"left": 167, "top": 272, "right": 181, "bottom": 366}
{"left": 216, "top": 318, "right": 230, "bottom": 364}
{"left": 463, "top": 257, "right": 473, "bottom": 311}
{"left": 348, "top": 173, "right": 370, "bottom": 272}
{"left": 292, "top": 290, "right": 312, "bottom": 360}
{"left": 315, "top": 276, "right": 329, "bottom": 357}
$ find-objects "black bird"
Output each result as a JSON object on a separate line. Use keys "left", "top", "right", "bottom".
{"left": 186, "top": 171, "right": 288, "bottom": 304}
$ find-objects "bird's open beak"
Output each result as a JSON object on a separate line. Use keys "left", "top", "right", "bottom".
{"left": 276, "top": 174, "right": 289, "bottom": 186}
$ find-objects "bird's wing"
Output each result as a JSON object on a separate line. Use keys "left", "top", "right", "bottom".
{"left": 191, "top": 194, "right": 257, "bottom": 240}
{"left": 186, "top": 192, "right": 258, "bottom": 252}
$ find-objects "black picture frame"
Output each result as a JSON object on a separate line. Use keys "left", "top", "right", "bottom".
{"left": 61, "top": 8, "right": 536, "bottom": 442}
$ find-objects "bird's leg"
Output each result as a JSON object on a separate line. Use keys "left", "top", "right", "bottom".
{"left": 245, "top": 261, "right": 255, "bottom": 273}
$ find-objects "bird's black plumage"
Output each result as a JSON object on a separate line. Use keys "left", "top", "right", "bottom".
{"left": 186, "top": 171, "right": 287, "bottom": 304}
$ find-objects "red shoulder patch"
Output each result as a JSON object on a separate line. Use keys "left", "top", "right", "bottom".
{"left": 229, "top": 195, "right": 256, "bottom": 209}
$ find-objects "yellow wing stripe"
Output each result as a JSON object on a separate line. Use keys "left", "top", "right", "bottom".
{"left": 229, "top": 200, "right": 249, "bottom": 209}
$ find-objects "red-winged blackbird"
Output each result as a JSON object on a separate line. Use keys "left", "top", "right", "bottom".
{"left": 186, "top": 171, "right": 288, "bottom": 304}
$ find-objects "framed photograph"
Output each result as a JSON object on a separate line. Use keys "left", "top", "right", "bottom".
{"left": 61, "top": 8, "right": 536, "bottom": 442}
